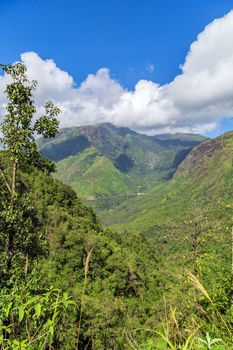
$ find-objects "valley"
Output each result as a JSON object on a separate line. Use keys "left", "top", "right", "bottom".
{"left": 39, "top": 123, "right": 207, "bottom": 214}
{"left": 37, "top": 123, "right": 233, "bottom": 348}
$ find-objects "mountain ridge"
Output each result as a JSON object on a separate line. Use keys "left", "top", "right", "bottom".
{"left": 38, "top": 122, "right": 207, "bottom": 211}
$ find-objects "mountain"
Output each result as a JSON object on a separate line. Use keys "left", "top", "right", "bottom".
{"left": 5, "top": 127, "right": 233, "bottom": 348}
{"left": 103, "top": 130, "right": 233, "bottom": 236}
{"left": 38, "top": 123, "right": 207, "bottom": 211}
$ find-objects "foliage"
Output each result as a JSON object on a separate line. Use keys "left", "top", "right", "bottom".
{"left": 0, "top": 62, "right": 232, "bottom": 349}
{"left": 0, "top": 63, "right": 60, "bottom": 172}
{"left": 0, "top": 283, "right": 77, "bottom": 349}
{"left": 198, "top": 333, "right": 222, "bottom": 350}
{"left": 0, "top": 62, "right": 60, "bottom": 278}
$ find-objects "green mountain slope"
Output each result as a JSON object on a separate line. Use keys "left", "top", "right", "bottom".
{"left": 103, "top": 131, "right": 233, "bottom": 235}
{"left": 2, "top": 145, "right": 231, "bottom": 348}
{"left": 39, "top": 123, "right": 207, "bottom": 210}
{"left": 4, "top": 129, "right": 233, "bottom": 348}
{"left": 55, "top": 146, "right": 133, "bottom": 203}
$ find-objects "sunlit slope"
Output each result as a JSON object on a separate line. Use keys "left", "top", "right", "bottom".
{"left": 53, "top": 146, "right": 134, "bottom": 203}
{"left": 102, "top": 131, "right": 233, "bottom": 233}
{"left": 39, "top": 123, "right": 206, "bottom": 210}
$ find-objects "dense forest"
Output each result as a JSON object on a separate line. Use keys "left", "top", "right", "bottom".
{"left": 0, "top": 63, "right": 232, "bottom": 350}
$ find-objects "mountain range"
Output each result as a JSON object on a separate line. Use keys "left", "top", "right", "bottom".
{"left": 38, "top": 122, "right": 207, "bottom": 214}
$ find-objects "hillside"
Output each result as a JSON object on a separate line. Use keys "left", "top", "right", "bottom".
{"left": 0, "top": 155, "right": 162, "bottom": 348}
{"left": 37, "top": 128, "right": 233, "bottom": 347}
{"left": 3, "top": 126, "right": 233, "bottom": 349}
{"left": 2, "top": 130, "right": 232, "bottom": 348}
{"left": 103, "top": 131, "right": 233, "bottom": 235}
{"left": 38, "top": 123, "right": 207, "bottom": 210}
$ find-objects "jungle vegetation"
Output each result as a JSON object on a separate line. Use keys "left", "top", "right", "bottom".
{"left": 0, "top": 62, "right": 232, "bottom": 349}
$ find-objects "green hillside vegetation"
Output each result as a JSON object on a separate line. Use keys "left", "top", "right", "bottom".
{"left": 39, "top": 126, "right": 233, "bottom": 349}
{"left": 0, "top": 63, "right": 163, "bottom": 349}
{"left": 103, "top": 131, "right": 233, "bottom": 234}
{"left": 1, "top": 152, "right": 232, "bottom": 349}
{"left": 0, "top": 156, "right": 163, "bottom": 349}
{"left": 1, "top": 63, "right": 232, "bottom": 349}
{"left": 24, "top": 168, "right": 162, "bottom": 348}
{"left": 154, "top": 132, "right": 207, "bottom": 142}
{"left": 39, "top": 123, "right": 207, "bottom": 211}
{"left": 53, "top": 147, "right": 133, "bottom": 203}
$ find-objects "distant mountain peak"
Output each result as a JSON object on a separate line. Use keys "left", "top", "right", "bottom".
{"left": 38, "top": 122, "right": 208, "bottom": 212}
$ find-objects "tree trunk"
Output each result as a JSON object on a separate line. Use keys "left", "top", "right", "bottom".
{"left": 5, "top": 160, "right": 17, "bottom": 275}
{"left": 11, "top": 160, "right": 17, "bottom": 196}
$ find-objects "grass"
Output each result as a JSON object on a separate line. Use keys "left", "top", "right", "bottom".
{"left": 125, "top": 272, "right": 233, "bottom": 350}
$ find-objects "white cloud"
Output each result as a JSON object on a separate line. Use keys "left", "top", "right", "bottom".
{"left": 1, "top": 10, "right": 233, "bottom": 134}
{"left": 21, "top": 52, "right": 74, "bottom": 104}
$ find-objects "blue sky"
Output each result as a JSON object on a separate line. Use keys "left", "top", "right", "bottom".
{"left": 1, "top": 0, "right": 232, "bottom": 87}
{"left": 1, "top": 0, "right": 233, "bottom": 136}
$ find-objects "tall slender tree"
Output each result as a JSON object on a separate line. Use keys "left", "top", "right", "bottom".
{"left": 0, "top": 62, "right": 61, "bottom": 276}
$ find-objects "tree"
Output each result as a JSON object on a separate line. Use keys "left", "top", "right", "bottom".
{"left": 0, "top": 62, "right": 61, "bottom": 277}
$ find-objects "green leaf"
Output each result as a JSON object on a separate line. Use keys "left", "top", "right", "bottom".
{"left": 49, "top": 325, "right": 54, "bottom": 337}
{"left": 183, "top": 326, "right": 200, "bottom": 350}
{"left": 210, "top": 338, "right": 222, "bottom": 345}
{"left": 63, "top": 292, "right": 68, "bottom": 300}
{"left": 35, "top": 303, "right": 42, "bottom": 318}
{"left": 18, "top": 306, "right": 24, "bottom": 323}
{"left": 5, "top": 302, "right": 12, "bottom": 318}
{"left": 154, "top": 331, "right": 175, "bottom": 350}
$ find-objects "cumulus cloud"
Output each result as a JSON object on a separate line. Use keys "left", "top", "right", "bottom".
{"left": 1, "top": 10, "right": 233, "bottom": 134}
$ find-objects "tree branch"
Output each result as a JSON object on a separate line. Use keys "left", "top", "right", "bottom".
{"left": 0, "top": 167, "right": 12, "bottom": 194}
